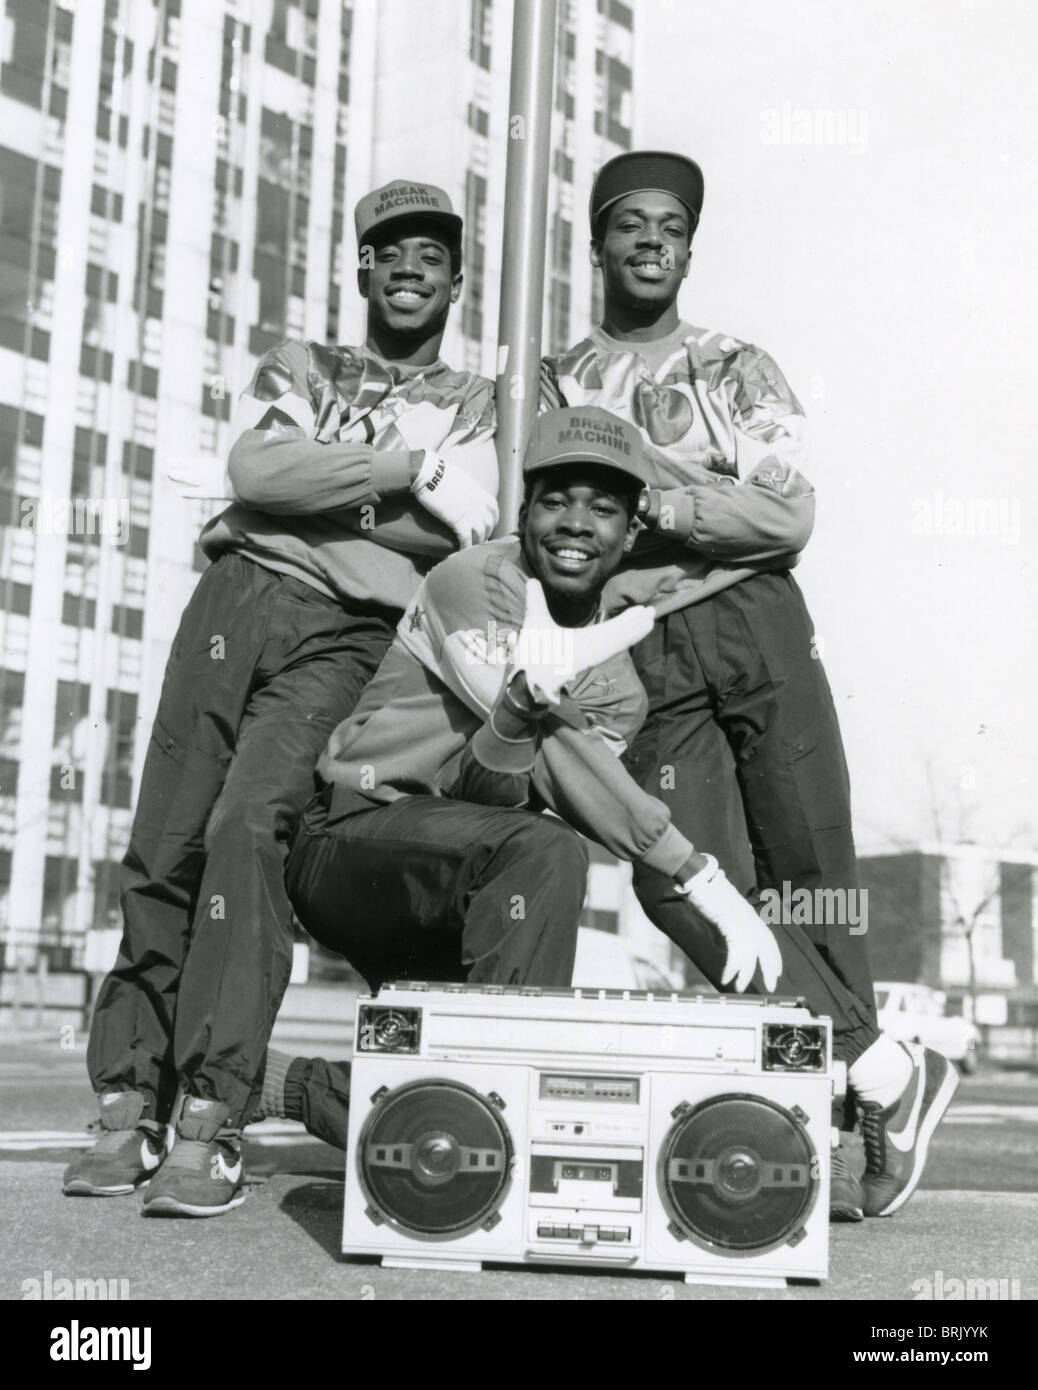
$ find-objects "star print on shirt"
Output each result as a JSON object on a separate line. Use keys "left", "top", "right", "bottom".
{"left": 408, "top": 605, "right": 424, "bottom": 632}
{"left": 752, "top": 465, "right": 785, "bottom": 492}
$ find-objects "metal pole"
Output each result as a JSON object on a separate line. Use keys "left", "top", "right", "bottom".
{"left": 493, "top": 0, "right": 558, "bottom": 536}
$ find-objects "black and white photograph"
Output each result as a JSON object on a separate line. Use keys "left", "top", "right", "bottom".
{"left": 0, "top": 0, "right": 1034, "bottom": 1340}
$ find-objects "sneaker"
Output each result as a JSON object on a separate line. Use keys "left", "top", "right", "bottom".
{"left": 62, "top": 1092, "right": 167, "bottom": 1197}
{"left": 860, "top": 1042, "right": 959, "bottom": 1217}
{"left": 141, "top": 1097, "right": 245, "bottom": 1218}
{"left": 829, "top": 1131, "right": 865, "bottom": 1222}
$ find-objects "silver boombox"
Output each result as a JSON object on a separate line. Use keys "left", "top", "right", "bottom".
{"left": 342, "top": 983, "right": 833, "bottom": 1287}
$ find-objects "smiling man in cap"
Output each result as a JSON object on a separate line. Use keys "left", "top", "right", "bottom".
{"left": 541, "top": 150, "right": 957, "bottom": 1223}
{"left": 249, "top": 405, "right": 810, "bottom": 1145}
{"left": 248, "top": 414, "right": 941, "bottom": 1182}
{"left": 67, "top": 178, "right": 499, "bottom": 1218}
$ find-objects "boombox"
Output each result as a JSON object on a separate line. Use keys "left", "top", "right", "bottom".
{"left": 342, "top": 983, "right": 834, "bottom": 1287}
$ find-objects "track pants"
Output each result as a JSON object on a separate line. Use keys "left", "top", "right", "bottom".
{"left": 86, "top": 553, "right": 395, "bottom": 1127}
{"left": 625, "top": 570, "right": 877, "bottom": 1059}
{"left": 285, "top": 790, "right": 589, "bottom": 991}
{"left": 274, "top": 792, "right": 590, "bottom": 1149}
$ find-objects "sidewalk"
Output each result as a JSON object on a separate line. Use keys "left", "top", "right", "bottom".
{"left": 0, "top": 979, "right": 360, "bottom": 1055}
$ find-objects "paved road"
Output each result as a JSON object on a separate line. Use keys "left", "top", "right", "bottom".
{"left": 1, "top": 1036, "right": 1035, "bottom": 1302}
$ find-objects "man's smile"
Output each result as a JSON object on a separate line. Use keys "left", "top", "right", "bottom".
{"left": 628, "top": 254, "right": 668, "bottom": 280}
{"left": 543, "top": 542, "right": 598, "bottom": 573}
{"left": 385, "top": 284, "right": 431, "bottom": 305}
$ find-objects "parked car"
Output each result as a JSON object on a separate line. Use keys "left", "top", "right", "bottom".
{"left": 875, "top": 981, "right": 981, "bottom": 1074}
{"left": 572, "top": 927, "right": 683, "bottom": 992}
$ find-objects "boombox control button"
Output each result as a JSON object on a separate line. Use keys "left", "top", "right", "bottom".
{"left": 534, "top": 1223, "right": 631, "bottom": 1243}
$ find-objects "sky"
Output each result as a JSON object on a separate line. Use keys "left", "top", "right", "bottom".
{"left": 631, "top": 0, "right": 1038, "bottom": 852}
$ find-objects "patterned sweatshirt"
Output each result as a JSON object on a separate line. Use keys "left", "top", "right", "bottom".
{"left": 200, "top": 338, "right": 497, "bottom": 614}
{"left": 316, "top": 539, "right": 696, "bottom": 879}
{"left": 541, "top": 321, "right": 815, "bottom": 616}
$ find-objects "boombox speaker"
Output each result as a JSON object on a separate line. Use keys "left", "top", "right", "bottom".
{"left": 342, "top": 984, "right": 833, "bottom": 1287}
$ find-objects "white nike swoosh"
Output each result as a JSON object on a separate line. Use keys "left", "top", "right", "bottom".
{"left": 140, "top": 1140, "right": 163, "bottom": 1172}
{"left": 212, "top": 1154, "right": 242, "bottom": 1184}
{"left": 887, "top": 1045, "right": 926, "bottom": 1152}
{"left": 101, "top": 1094, "right": 120, "bottom": 1105}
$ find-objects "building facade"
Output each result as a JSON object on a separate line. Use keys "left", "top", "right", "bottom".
{"left": 0, "top": 0, "right": 634, "bottom": 966}
{"left": 858, "top": 843, "right": 1038, "bottom": 995}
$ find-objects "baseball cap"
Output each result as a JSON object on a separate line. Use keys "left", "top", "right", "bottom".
{"left": 524, "top": 407, "right": 652, "bottom": 491}
{"left": 354, "top": 180, "right": 463, "bottom": 254}
{"left": 590, "top": 150, "right": 704, "bottom": 235}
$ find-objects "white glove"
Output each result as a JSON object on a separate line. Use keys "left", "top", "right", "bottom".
{"left": 166, "top": 455, "right": 233, "bottom": 501}
{"left": 676, "top": 854, "right": 783, "bottom": 992}
{"left": 512, "top": 577, "right": 655, "bottom": 705}
{"left": 391, "top": 400, "right": 459, "bottom": 453}
{"left": 412, "top": 450, "right": 499, "bottom": 549}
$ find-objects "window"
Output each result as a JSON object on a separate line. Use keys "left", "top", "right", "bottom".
{"left": 100, "top": 688, "right": 137, "bottom": 809}
{"left": 462, "top": 171, "right": 487, "bottom": 345}
{"left": 470, "top": 0, "right": 492, "bottom": 69}
{"left": 0, "top": 404, "right": 44, "bottom": 496}
{"left": 96, "top": 20, "right": 131, "bottom": 147}
{"left": 71, "top": 426, "right": 106, "bottom": 498}
{"left": 91, "top": 856, "right": 120, "bottom": 931}
{"left": 121, "top": 442, "right": 153, "bottom": 481}
{"left": 111, "top": 605, "right": 143, "bottom": 640}
{"left": 51, "top": 679, "right": 90, "bottom": 802}
{"left": 0, "top": 147, "right": 59, "bottom": 357}
{"left": 1, "top": 0, "right": 52, "bottom": 109}
{"left": 127, "top": 363, "right": 159, "bottom": 399}
{"left": 62, "top": 593, "right": 96, "bottom": 628}
{"left": 42, "top": 854, "right": 79, "bottom": 939}
{"left": 2, "top": 583, "right": 31, "bottom": 616}
{"left": 91, "top": 184, "right": 123, "bottom": 221}
{"left": 0, "top": 670, "right": 24, "bottom": 760}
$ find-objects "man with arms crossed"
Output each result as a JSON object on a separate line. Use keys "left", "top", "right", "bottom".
{"left": 539, "top": 151, "right": 955, "bottom": 1220}
{"left": 64, "top": 181, "right": 498, "bottom": 1217}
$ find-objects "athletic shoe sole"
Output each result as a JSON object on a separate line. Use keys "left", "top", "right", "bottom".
{"left": 63, "top": 1179, "right": 144, "bottom": 1197}
{"left": 871, "top": 1049, "right": 960, "bottom": 1217}
{"left": 829, "top": 1201, "right": 864, "bottom": 1223}
{"left": 141, "top": 1191, "right": 247, "bottom": 1218}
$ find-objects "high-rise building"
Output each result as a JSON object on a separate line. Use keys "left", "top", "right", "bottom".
{"left": 0, "top": 0, "right": 634, "bottom": 966}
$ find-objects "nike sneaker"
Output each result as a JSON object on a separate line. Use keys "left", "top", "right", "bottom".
{"left": 829, "top": 1130, "right": 865, "bottom": 1222}
{"left": 62, "top": 1091, "right": 167, "bottom": 1196}
{"left": 860, "top": 1042, "right": 959, "bottom": 1217}
{"left": 141, "top": 1096, "right": 245, "bottom": 1217}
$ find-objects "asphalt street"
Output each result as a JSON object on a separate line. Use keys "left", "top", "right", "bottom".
{"left": 0, "top": 1031, "right": 1035, "bottom": 1304}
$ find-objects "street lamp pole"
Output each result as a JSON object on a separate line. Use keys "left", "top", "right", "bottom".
{"left": 493, "top": 0, "right": 558, "bottom": 536}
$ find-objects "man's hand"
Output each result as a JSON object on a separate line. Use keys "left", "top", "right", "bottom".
{"left": 675, "top": 854, "right": 782, "bottom": 992}
{"left": 166, "top": 456, "right": 233, "bottom": 501}
{"left": 411, "top": 450, "right": 499, "bottom": 548}
{"left": 512, "top": 577, "right": 655, "bottom": 705}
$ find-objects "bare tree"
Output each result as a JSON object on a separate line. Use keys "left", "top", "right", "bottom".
{"left": 920, "top": 757, "right": 1002, "bottom": 1019}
